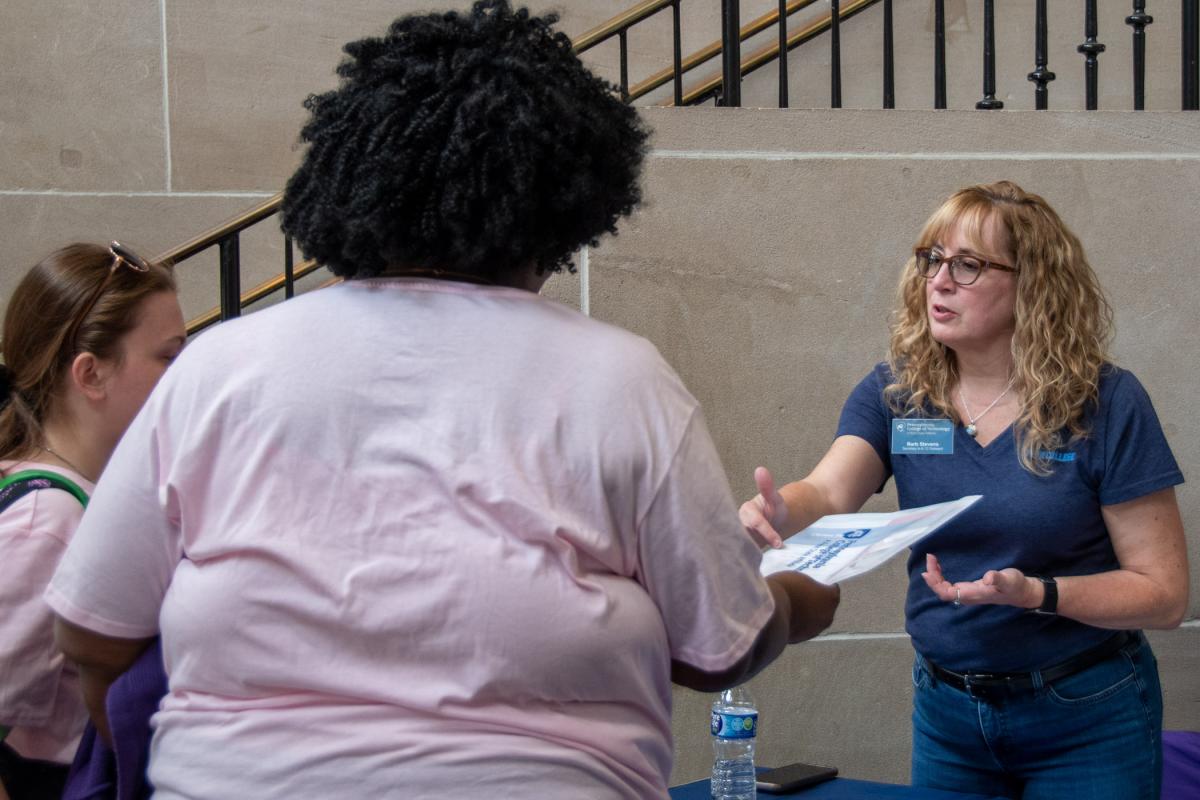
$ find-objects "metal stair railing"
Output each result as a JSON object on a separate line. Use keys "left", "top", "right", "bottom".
{"left": 157, "top": 194, "right": 295, "bottom": 335}
{"left": 671, "top": 0, "right": 881, "bottom": 107}
{"left": 573, "top": 0, "right": 684, "bottom": 105}
{"left": 627, "top": 0, "right": 822, "bottom": 104}
{"left": 175, "top": 0, "right": 1200, "bottom": 335}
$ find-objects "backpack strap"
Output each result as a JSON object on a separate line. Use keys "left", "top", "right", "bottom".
{"left": 0, "top": 469, "right": 90, "bottom": 512}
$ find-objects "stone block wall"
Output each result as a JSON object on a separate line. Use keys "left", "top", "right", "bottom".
{"left": 3, "top": 1, "right": 1198, "bottom": 787}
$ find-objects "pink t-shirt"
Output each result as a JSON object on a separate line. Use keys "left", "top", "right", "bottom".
{"left": 47, "top": 278, "right": 773, "bottom": 798}
{"left": 1, "top": 460, "right": 92, "bottom": 763}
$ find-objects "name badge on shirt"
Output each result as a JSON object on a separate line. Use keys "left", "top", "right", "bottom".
{"left": 891, "top": 419, "right": 954, "bottom": 455}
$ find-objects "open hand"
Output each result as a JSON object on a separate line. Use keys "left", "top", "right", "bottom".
{"left": 921, "top": 553, "right": 1041, "bottom": 609}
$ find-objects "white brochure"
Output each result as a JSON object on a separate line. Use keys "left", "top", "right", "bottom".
{"left": 759, "top": 495, "right": 982, "bottom": 584}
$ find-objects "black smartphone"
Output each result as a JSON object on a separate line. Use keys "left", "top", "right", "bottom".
{"left": 755, "top": 762, "right": 838, "bottom": 793}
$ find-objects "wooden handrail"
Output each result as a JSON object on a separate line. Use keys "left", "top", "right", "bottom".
{"left": 163, "top": 190, "right": 287, "bottom": 334}
{"left": 572, "top": 0, "right": 676, "bottom": 54}
{"left": 156, "top": 192, "right": 283, "bottom": 266}
{"left": 628, "top": 0, "right": 821, "bottom": 102}
{"left": 667, "top": 0, "right": 882, "bottom": 106}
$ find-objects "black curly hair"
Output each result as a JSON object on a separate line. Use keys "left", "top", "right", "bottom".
{"left": 280, "top": 0, "right": 649, "bottom": 282}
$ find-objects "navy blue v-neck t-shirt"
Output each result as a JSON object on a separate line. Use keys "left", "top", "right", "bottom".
{"left": 838, "top": 363, "right": 1183, "bottom": 672}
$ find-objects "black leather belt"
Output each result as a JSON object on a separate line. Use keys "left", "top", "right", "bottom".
{"left": 926, "top": 630, "right": 1136, "bottom": 696}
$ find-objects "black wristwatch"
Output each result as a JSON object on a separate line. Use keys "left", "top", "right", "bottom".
{"left": 1031, "top": 575, "right": 1058, "bottom": 615}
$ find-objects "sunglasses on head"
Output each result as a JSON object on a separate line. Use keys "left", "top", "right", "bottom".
{"left": 61, "top": 241, "right": 154, "bottom": 350}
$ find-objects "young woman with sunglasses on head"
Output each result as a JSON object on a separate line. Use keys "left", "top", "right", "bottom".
{"left": 0, "top": 243, "right": 184, "bottom": 800}
{"left": 740, "top": 181, "right": 1188, "bottom": 799}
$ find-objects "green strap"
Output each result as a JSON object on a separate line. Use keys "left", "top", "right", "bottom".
{"left": 0, "top": 469, "right": 89, "bottom": 508}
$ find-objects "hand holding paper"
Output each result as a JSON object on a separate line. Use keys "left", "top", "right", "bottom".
{"left": 759, "top": 496, "right": 982, "bottom": 583}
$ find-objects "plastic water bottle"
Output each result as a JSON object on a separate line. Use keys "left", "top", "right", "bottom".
{"left": 711, "top": 685, "right": 757, "bottom": 800}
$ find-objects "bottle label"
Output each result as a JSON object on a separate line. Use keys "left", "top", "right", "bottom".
{"left": 710, "top": 710, "right": 757, "bottom": 739}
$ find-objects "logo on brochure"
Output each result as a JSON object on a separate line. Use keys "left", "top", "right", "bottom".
{"left": 842, "top": 528, "right": 870, "bottom": 540}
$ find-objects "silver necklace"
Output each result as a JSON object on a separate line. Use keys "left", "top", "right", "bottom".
{"left": 39, "top": 445, "right": 93, "bottom": 482}
{"left": 958, "top": 377, "right": 1015, "bottom": 438}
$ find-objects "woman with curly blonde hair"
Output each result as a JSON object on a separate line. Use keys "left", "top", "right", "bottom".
{"left": 740, "top": 180, "right": 1188, "bottom": 799}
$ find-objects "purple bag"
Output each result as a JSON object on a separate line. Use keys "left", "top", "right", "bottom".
{"left": 62, "top": 639, "right": 167, "bottom": 800}
{"left": 1163, "top": 730, "right": 1200, "bottom": 800}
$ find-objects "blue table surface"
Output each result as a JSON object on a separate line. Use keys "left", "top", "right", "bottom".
{"left": 669, "top": 774, "right": 1005, "bottom": 800}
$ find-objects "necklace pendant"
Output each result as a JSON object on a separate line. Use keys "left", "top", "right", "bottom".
{"left": 964, "top": 423, "right": 978, "bottom": 438}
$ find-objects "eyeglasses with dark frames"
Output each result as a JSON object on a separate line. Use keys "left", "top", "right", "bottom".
{"left": 913, "top": 247, "right": 1018, "bottom": 286}
{"left": 61, "top": 241, "right": 154, "bottom": 351}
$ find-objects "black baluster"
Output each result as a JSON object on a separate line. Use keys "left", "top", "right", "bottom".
{"left": 831, "top": 0, "right": 842, "bottom": 108}
{"left": 284, "top": 235, "right": 294, "bottom": 300}
{"left": 618, "top": 29, "right": 629, "bottom": 101}
{"left": 935, "top": 0, "right": 947, "bottom": 108}
{"left": 1126, "top": 2, "right": 1153, "bottom": 110}
{"left": 976, "top": 0, "right": 1004, "bottom": 108}
{"left": 721, "top": 0, "right": 742, "bottom": 107}
{"left": 779, "top": 0, "right": 789, "bottom": 107}
{"left": 883, "top": 0, "right": 895, "bottom": 108}
{"left": 1078, "top": 0, "right": 1106, "bottom": 110}
{"left": 218, "top": 234, "right": 241, "bottom": 321}
{"left": 1185, "top": 0, "right": 1200, "bottom": 109}
{"left": 1027, "top": 0, "right": 1056, "bottom": 109}
{"left": 672, "top": 0, "right": 684, "bottom": 107}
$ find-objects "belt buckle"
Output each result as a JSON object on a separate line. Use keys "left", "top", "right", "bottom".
{"left": 962, "top": 672, "right": 1002, "bottom": 699}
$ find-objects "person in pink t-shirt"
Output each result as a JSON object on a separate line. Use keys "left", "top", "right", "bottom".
{"left": 0, "top": 243, "right": 185, "bottom": 799}
{"left": 46, "top": 3, "right": 841, "bottom": 798}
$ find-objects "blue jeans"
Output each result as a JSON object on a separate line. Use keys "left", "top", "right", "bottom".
{"left": 911, "top": 633, "right": 1162, "bottom": 799}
